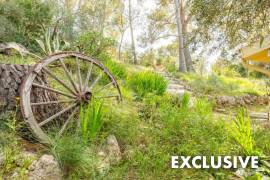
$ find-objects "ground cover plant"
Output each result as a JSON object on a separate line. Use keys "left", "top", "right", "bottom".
{"left": 128, "top": 71, "right": 168, "bottom": 98}
{"left": 180, "top": 73, "right": 268, "bottom": 96}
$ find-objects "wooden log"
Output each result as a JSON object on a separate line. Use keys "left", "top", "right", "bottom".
{"left": 0, "top": 63, "right": 60, "bottom": 122}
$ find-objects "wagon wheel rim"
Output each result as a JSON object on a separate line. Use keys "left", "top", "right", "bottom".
{"left": 20, "top": 51, "right": 122, "bottom": 144}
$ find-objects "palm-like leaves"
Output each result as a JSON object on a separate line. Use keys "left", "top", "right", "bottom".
{"left": 36, "top": 29, "right": 69, "bottom": 55}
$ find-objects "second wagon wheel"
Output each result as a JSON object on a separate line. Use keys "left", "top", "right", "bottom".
{"left": 20, "top": 51, "right": 122, "bottom": 143}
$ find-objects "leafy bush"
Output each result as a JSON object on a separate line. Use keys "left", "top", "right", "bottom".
{"left": 74, "top": 31, "right": 115, "bottom": 61}
{"left": 128, "top": 71, "right": 167, "bottom": 97}
{"left": 105, "top": 60, "right": 127, "bottom": 80}
{"left": 80, "top": 101, "right": 103, "bottom": 142}
{"left": 0, "top": 0, "right": 54, "bottom": 50}
{"left": 139, "top": 51, "right": 155, "bottom": 67}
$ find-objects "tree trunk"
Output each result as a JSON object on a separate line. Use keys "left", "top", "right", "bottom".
{"left": 128, "top": 0, "right": 138, "bottom": 64}
{"left": 118, "top": 32, "right": 125, "bottom": 61}
{"left": 182, "top": 23, "right": 194, "bottom": 72}
{"left": 174, "top": 0, "right": 187, "bottom": 72}
{"left": 180, "top": 1, "right": 194, "bottom": 72}
{"left": 0, "top": 64, "right": 60, "bottom": 121}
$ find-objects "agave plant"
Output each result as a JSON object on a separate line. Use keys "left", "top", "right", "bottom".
{"left": 36, "top": 29, "right": 69, "bottom": 55}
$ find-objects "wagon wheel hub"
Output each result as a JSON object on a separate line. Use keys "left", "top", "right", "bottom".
{"left": 77, "top": 91, "right": 92, "bottom": 104}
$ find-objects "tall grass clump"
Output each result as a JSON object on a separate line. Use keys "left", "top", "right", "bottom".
{"left": 128, "top": 71, "right": 167, "bottom": 97}
{"left": 105, "top": 60, "right": 127, "bottom": 80}
{"left": 49, "top": 133, "right": 96, "bottom": 177}
{"left": 80, "top": 101, "right": 103, "bottom": 142}
{"left": 228, "top": 108, "right": 258, "bottom": 156}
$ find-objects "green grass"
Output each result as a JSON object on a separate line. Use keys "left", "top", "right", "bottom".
{"left": 128, "top": 71, "right": 167, "bottom": 98}
{"left": 48, "top": 133, "right": 97, "bottom": 177}
{"left": 0, "top": 112, "right": 36, "bottom": 179}
{"left": 180, "top": 73, "right": 268, "bottom": 96}
{"left": 0, "top": 55, "right": 269, "bottom": 179}
{"left": 105, "top": 60, "right": 127, "bottom": 80}
{"left": 80, "top": 100, "right": 103, "bottom": 143}
{"left": 0, "top": 54, "right": 37, "bottom": 65}
{"left": 228, "top": 108, "right": 258, "bottom": 156}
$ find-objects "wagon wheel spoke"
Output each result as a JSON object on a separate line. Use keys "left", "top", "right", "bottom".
{"left": 76, "top": 57, "right": 83, "bottom": 92}
{"left": 43, "top": 67, "right": 77, "bottom": 96}
{"left": 31, "top": 100, "right": 74, "bottom": 106}
{"left": 89, "top": 72, "right": 103, "bottom": 90}
{"left": 94, "top": 95, "right": 120, "bottom": 99}
{"left": 58, "top": 106, "right": 79, "bottom": 136}
{"left": 93, "top": 82, "right": 115, "bottom": 94}
{"left": 59, "top": 59, "right": 79, "bottom": 93}
{"left": 39, "top": 103, "right": 78, "bottom": 127}
{"left": 84, "top": 62, "right": 93, "bottom": 92}
{"left": 32, "top": 83, "right": 76, "bottom": 99}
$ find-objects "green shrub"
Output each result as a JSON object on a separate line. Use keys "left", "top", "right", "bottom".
{"left": 74, "top": 31, "right": 115, "bottom": 61}
{"left": 128, "top": 71, "right": 167, "bottom": 97}
{"left": 80, "top": 101, "right": 103, "bottom": 142}
{"left": 228, "top": 108, "right": 259, "bottom": 156}
{"left": 105, "top": 60, "right": 127, "bottom": 80}
{"left": 0, "top": 0, "right": 54, "bottom": 51}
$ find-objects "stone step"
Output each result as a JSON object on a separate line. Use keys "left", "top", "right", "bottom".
{"left": 168, "top": 84, "right": 185, "bottom": 89}
{"left": 167, "top": 88, "right": 187, "bottom": 96}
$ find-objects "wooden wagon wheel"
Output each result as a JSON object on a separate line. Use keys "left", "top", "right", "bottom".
{"left": 20, "top": 51, "right": 122, "bottom": 143}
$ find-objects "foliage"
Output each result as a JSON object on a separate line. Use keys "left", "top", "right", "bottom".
{"left": 35, "top": 29, "right": 70, "bottom": 55}
{"left": 228, "top": 108, "right": 258, "bottom": 156}
{"left": 254, "top": 129, "right": 270, "bottom": 156}
{"left": 0, "top": 0, "right": 54, "bottom": 50}
{"left": 80, "top": 101, "right": 103, "bottom": 143}
{"left": 139, "top": 51, "right": 156, "bottom": 67}
{"left": 180, "top": 73, "right": 268, "bottom": 96}
{"left": 49, "top": 133, "right": 96, "bottom": 177}
{"left": 190, "top": 0, "right": 270, "bottom": 48}
{"left": 0, "top": 54, "right": 36, "bottom": 65}
{"left": 0, "top": 112, "right": 35, "bottom": 178}
{"left": 181, "top": 92, "right": 190, "bottom": 110}
{"left": 128, "top": 71, "right": 167, "bottom": 97}
{"left": 193, "top": 98, "right": 213, "bottom": 120}
{"left": 104, "top": 94, "right": 234, "bottom": 179}
{"left": 105, "top": 60, "right": 127, "bottom": 80}
{"left": 74, "top": 31, "right": 116, "bottom": 61}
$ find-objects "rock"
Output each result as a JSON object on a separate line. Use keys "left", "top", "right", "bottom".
{"left": 28, "top": 154, "right": 61, "bottom": 180}
{"left": 105, "top": 135, "right": 122, "bottom": 164}
{"left": 97, "top": 135, "right": 122, "bottom": 174}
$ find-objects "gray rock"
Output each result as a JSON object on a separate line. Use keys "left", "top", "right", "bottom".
{"left": 97, "top": 135, "right": 122, "bottom": 173}
{"left": 28, "top": 154, "right": 61, "bottom": 180}
{"left": 105, "top": 135, "right": 122, "bottom": 164}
